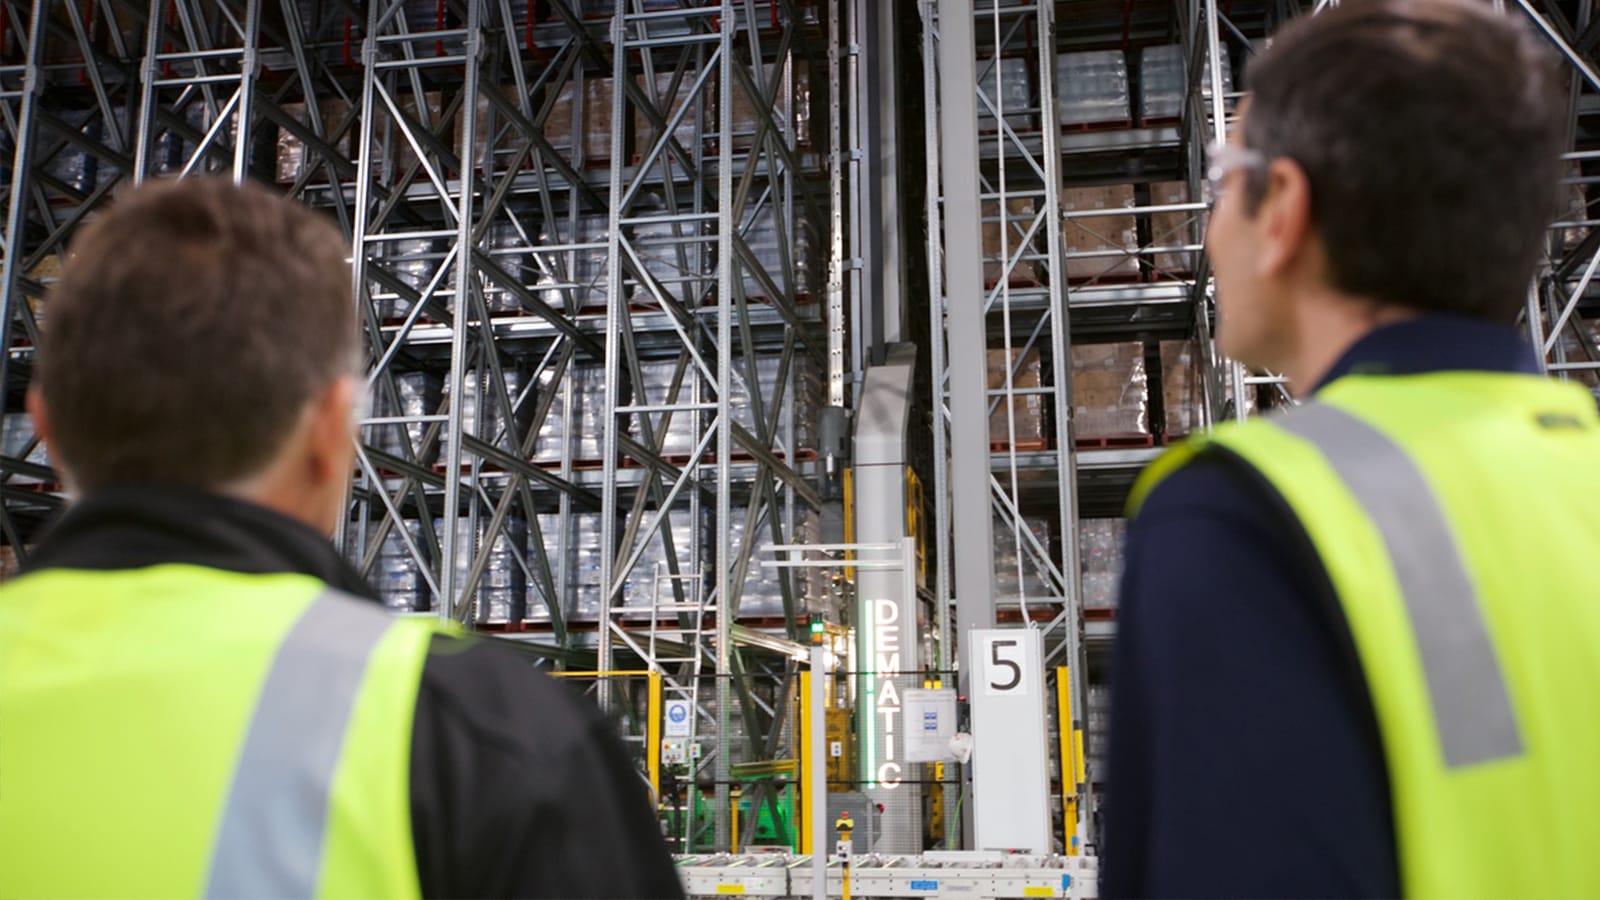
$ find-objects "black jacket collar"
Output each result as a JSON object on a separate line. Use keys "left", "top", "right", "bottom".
{"left": 21, "top": 483, "right": 380, "bottom": 602}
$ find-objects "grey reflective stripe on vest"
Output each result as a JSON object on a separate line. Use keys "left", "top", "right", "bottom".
{"left": 1276, "top": 403, "right": 1523, "bottom": 768}
{"left": 204, "top": 590, "right": 396, "bottom": 897}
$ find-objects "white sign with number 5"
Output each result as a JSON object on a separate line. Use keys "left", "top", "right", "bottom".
{"left": 969, "top": 629, "right": 1051, "bottom": 853}
{"left": 982, "top": 637, "right": 1027, "bottom": 696}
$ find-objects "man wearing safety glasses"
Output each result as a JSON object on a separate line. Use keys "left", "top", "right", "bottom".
{"left": 1104, "top": 0, "right": 1595, "bottom": 897}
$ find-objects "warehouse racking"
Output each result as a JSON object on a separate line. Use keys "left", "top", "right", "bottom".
{"left": 1, "top": 0, "right": 1596, "bottom": 859}
{"left": 921, "top": 0, "right": 1600, "bottom": 850}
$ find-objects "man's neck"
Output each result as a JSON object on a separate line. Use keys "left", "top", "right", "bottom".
{"left": 1284, "top": 287, "right": 1419, "bottom": 395}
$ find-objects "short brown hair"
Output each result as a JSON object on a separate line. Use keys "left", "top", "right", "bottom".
{"left": 38, "top": 177, "right": 357, "bottom": 491}
{"left": 1242, "top": 0, "right": 1566, "bottom": 321}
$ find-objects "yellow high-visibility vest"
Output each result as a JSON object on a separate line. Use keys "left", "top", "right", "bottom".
{"left": 0, "top": 563, "right": 452, "bottom": 898}
{"left": 1130, "top": 371, "right": 1600, "bottom": 898}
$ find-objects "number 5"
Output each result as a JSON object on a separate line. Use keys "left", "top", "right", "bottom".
{"left": 989, "top": 639, "right": 1022, "bottom": 692}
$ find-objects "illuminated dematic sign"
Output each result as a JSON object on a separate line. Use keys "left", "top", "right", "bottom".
{"left": 873, "top": 597, "right": 903, "bottom": 788}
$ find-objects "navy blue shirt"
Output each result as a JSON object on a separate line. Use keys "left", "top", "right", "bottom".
{"left": 1101, "top": 316, "right": 1542, "bottom": 899}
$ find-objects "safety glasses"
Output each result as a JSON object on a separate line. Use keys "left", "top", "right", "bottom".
{"left": 1205, "top": 142, "right": 1268, "bottom": 200}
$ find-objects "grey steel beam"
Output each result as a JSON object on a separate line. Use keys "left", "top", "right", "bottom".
{"left": 938, "top": 0, "right": 999, "bottom": 665}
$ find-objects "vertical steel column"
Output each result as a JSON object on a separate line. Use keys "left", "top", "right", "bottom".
{"left": 1035, "top": 0, "right": 1093, "bottom": 850}
{"left": 1201, "top": 0, "right": 1250, "bottom": 420}
{"left": 858, "top": 0, "right": 902, "bottom": 353}
{"left": 937, "top": 0, "right": 998, "bottom": 667}
{"left": 346, "top": 4, "right": 384, "bottom": 574}
{"left": 0, "top": 0, "right": 45, "bottom": 424}
{"left": 713, "top": 0, "right": 736, "bottom": 851}
{"left": 918, "top": 0, "right": 951, "bottom": 675}
{"left": 442, "top": 1, "right": 484, "bottom": 622}
{"left": 808, "top": 644, "right": 827, "bottom": 896}
{"left": 827, "top": 0, "right": 846, "bottom": 408}
{"left": 132, "top": 0, "right": 165, "bottom": 183}
{"left": 230, "top": 0, "right": 262, "bottom": 185}
{"left": 598, "top": 6, "right": 627, "bottom": 699}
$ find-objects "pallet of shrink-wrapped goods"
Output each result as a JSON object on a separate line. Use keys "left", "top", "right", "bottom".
{"left": 533, "top": 214, "right": 610, "bottom": 313}
{"left": 530, "top": 361, "right": 607, "bottom": 464}
{"left": 439, "top": 516, "right": 527, "bottom": 626}
{"left": 987, "top": 347, "right": 1047, "bottom": 450}
{"left": 1137, "top": 44, "right": 1233, "bottom": 124}
{"left": 1071, "top": 342, "right": 1149, "bottom": 443}
{"left": 1077, "top": 518, "right": 1125, "bottom": 611}
{"left": 1159, "top": 340, "right": 1201, "bottom": 439}
{"left": 1056, "top": 50, "right": 1130, "bottom": 128}
{"left": 732, "top": 507, "right": 832, "bottom": 618}
{"left": 993, "top": 515, "right": 1055, "bottom": 601}
{"left": 447, "top": 367, "right": 535, "bottom": 455}
{"left": 621, "top": 505, "right": 711, "bottom": 618}
{"left": 977, "top": 56, "right": 1034, "bottom": 133}
{"left": 368, "top": 372, "right": 443, "bottom": 466}
{"left": 628, "top": 359, "right": 703, "bottom": 459}
{"left": 362, "top": 519, "right": 432, "bottom": 613}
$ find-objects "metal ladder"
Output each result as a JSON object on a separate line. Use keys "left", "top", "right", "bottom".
{"left": 645, "top": 562, "right": 714, "bottom": 852}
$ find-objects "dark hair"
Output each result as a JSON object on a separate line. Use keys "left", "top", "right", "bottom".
{"left": 1242, "top": 0, "right": 1566, "bottom": 321}
{"left": 38, "top": 177, "right": 357, "bottom": 492}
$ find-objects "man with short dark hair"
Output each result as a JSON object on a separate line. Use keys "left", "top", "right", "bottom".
{"left": 0, "top": 177, "right": 684, "bottom": 898}
{"left": 1105, "top": 0, "right": 1598, "bottom": 896}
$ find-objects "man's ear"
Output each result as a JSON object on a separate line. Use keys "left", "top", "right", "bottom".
{"left": 25, "top": 384, "right": 50, "bottom": 448}
{"left": 26, "top": 383, "right": 75, "bottom": 492}
{"left": 1254, "top": 156, "right": 1316, "bottom": 278}
{"left": 306, "top": 374, "right": 358, "bottom": 484}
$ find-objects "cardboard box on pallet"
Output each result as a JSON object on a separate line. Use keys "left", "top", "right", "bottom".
{"left": 1217, "top": 364, "right": 1263, "bottom": 419}
{"left": 738, "top": 205, "right": 823, "bottom": 302}
{"left": 1071, "top": 342, "right": 1148, "bottom": 438}
{"left": 276, "top": 99, "right": 354, "bottom": 184}
{"left": 1148, "top": 181, "right": 1198, "bottom": 275}
{"left": 1561, "top": 159, "right": 1592, "bottom": 253}
{"left": 542, "top": 76, "right": 620, "bottom": 164}
{"left": 1553, "top": 316, "right": 1600, "bottom": 395}
{"left": 987, "top": 348, "right": 1046, "bottom": 448}
{"left": 633, "top": 71, "right": 710, "bottom": 162}
{"left": 1159, "top": 340, "right": 1201, "bottom": 438}
{"left": 457, "top": 83, "right": 526, "bottom": 174}
{"left": 541, "top": 81, "right": 577, "bottom": 155}
{"left": 368, "top": 90, "right": 447, "bottom": 178}
{"left": 23, "top": 253, "right": 61, "bottom": 320}
{"left": 1061, "top": 184, "right": 1139, "bottom": 280}
{"left": 725, "top": 60, "right": 814, "bottom": 152}
{"left": 982, "top": 198, "right": 1041, "bottom": 286}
